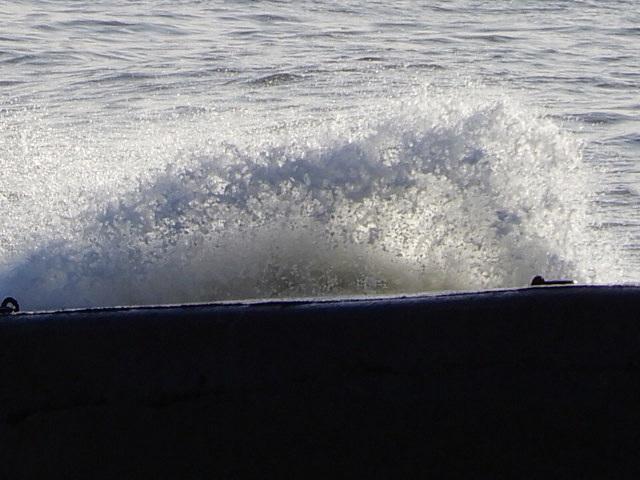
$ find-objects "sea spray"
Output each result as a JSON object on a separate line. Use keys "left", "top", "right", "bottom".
{"left": 0, "top": 88, "right": 612, "bottom": 310}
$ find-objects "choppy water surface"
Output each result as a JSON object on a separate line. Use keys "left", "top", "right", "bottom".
{"left": 1, "top": 1, "right": 639, "bottom": 310}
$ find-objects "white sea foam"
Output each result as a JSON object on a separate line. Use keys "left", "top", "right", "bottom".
{"left": 0, "top": 87, "right": 619, "bottom": 310}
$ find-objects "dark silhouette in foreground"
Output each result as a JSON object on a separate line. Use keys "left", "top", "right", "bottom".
{"left": 1, "top": 286, "right": 639, "bottom": 478}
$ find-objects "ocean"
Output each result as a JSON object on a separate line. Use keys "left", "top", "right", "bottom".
{"left": 0, "top": 0, "right": 638, "bottom": 311}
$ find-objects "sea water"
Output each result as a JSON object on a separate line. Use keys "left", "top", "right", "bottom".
{"left": 0, "top": 0, "right": 638, "bottom": 310}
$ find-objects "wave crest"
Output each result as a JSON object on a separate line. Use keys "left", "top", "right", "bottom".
{"left": 1, "top": 89, "right": 608, "bottom": 309}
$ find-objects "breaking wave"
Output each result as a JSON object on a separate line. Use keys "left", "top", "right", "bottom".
{"left": 0, "top": 88, "right": 615, "bottom": 310}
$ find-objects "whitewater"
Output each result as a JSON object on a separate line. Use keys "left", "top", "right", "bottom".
{"left": 0, "top": 0, "right": 638, "bottom": 310}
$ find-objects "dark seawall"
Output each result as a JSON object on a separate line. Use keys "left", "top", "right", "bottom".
{"left": 1, "top": 286, "right": 639, "bottom": 478}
